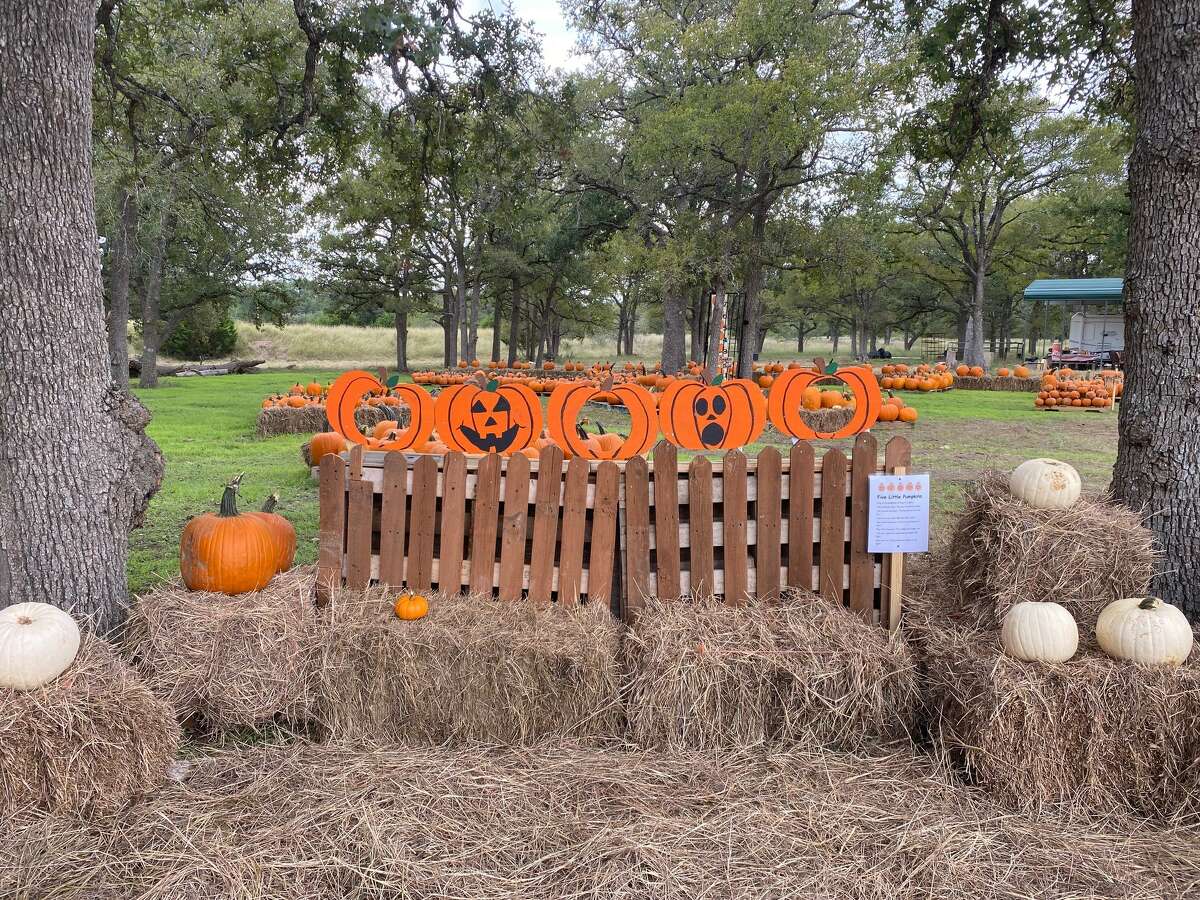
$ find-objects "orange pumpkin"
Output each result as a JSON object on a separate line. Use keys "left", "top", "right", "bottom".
{"left": 658, "top": 377, "right": 766, "bottom": 450}
{"left": 247, "top": 495, "right": 296, "bottom": 573}
{"left": 180, "top": 477, "right": 278, "bottom": 594}
{"left": 308, "top": 432, "right": 347, "bottom": 467}
{"left": 326, "top": 370, "right": 435, "bottom": 451}
{"left": 547, "top": 377, "right": 658, "bottom": 459}
{"left": 435, "top": 375, "right": 543, "bottom": 454}
{"left": 898, "top": 406, "right": 919, "bottom": 423}
{"left": 767, "top": 361, "right": 882, "bottom": 440}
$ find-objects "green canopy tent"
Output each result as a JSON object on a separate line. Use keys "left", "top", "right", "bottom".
{"left": 1023, "top": 278, "right": 1124, "bottom": 366}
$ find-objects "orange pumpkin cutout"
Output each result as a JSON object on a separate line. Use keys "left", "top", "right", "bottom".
{"left": 658, "top": 376, "right": 766, "bottom": 450}
{"left": 436, "top": 374, "right": 542, "bottom": 454}
{"left": 767, "top": 358, "right": 882, "bottom": 440}
{"left": 547, "top": 377, "right": 658, "bottom": 459}
{"left": 326, "top": 370, "right": 435, "bottom": 451}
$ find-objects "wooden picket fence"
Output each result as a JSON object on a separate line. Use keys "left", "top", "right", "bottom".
{"left": 317, "top": 434, "right": 912, "bottom": 628}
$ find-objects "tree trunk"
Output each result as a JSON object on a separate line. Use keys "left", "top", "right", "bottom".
{"left": 394, "top": 305, "right": 408, "bottom": 372}
{"left": 689, "top": 286, "right": 705, "bottom": 363}
{"left": 491, "top": 290, "right": 503, "bottom": 363}
{"left": 507, "top": 278, "right": 521, "bottom": 366}
{"left": 441, "top": 276, "right": 457, "bottom": 368}
{"left": 137, "top": 214, "right": 170, "bottom": 389}
{"left": 0, "top": 1, "right": 163, "bottom": 632}
{"left": 736, "top": 207, "right": 767, "bottom": 378}
{"left": 830, "top": 324, "right": 840, "bottom": 355}
{"left": 1112, "top": 0, "right": 1200, "bottom": 621}
{"left": 797, "top": 327, "right": 805, "bottom": 353}
{"left": 466, "top": 242, "right": 482, "bottom": 361}
{"left": 106, "top": 182, "right": 137, "bottom": 387}
{"left": 964, "top": 267, "right": 987, "bottom": 367}
{"left": 705, "top": 279, "right": 726, "bottom": 380}
{"left": 661, "top": 281, "right": 687, "bottom": 374}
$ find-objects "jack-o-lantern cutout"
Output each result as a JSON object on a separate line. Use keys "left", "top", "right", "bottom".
{"left": 767, "top": 358, "right": 882, "bottom": 440}
{"left": 659, "top": 376, "right": 766, "bottom": 450}
{"left": 435, "top": 374, "right": 542, "bottom": 454}
{"left": 547, "top": 377, "right": 658, "bottom": 459}
{"left": 326, "top": 370, "right": 435, "bottom": 451}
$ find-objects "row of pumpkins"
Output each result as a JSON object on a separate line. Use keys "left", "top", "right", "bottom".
{"left": 1034, "top": 371, "right": 1122, "bottom": 409}
{"left": 999, "top": 457, "right": 1192, "bottom": 666}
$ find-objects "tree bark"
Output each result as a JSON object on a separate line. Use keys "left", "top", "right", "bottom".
{"left": 736, "top": 206, "right": 768, "bottom": 378}
{"left": 1112, "top": 0, "right": 1200, "bottom": 621}
{"left": 394, "top": 305, "right": 408, "bottom": 371}
{"left": 507, "top": 278, "right": 521, "bottom": 366}
{"left": 0, "top": 1, "right": 163, "bottom": 632}
{"left": 106, "top": 182, "right": 137, "bottom": 387}
{"left": 705, "top": 279, "right": 726, "bottom": 380}
{"left": 137, "top": 215, "right": 170, "bottom": 389}
{"left": 491, "top": 289, "right": 503, "bottom": 363}
{"left": 661, "top": 282, "right": 687, "bottom": 374}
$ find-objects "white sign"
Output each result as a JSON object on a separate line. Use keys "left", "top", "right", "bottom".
{"left": 867, "top": 472, "right": 930, "bottom": 554}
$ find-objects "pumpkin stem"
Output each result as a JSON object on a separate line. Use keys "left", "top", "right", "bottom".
{"left": 261, "top": 494, "right": 279, "bottom": 514}
{"left": 218, "top": 475, "right": 244, "bottom": 518}
{"left": 1139, "top": 597, "right": 1160, "bottom": 610}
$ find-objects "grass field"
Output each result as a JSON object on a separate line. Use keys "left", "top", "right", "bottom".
{"left": 129, "top": 372, "right": 1119, "bottom": 594}
{"left": 227, "top": 321, "right": 1014, "bottom": 371}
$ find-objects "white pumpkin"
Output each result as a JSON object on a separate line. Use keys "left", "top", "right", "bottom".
{"left": 1008, "top": 458, "right": 1082, "bottom": 509}
{"left": 1000, "top": 601, "right": 1079, "bottom": 663}
{"left": 1096, "top": 597, "right": 1194, "bottom": 667}
{"left": 0, "top": 602, "right": 81, "bottom": 690}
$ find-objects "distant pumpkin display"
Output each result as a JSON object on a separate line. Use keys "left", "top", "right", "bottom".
{"left": 547, "top": 377, "right": 658, "bottom": 459}
{"left": 326, "top": 370, "right": 434, "bottom": 451}
{"left": 436, "top": 374, "right": 543, "bottom": 454}
{"left": 658, "top": 376, "right": 766, "bottom": 450}
{"left": 767, "top": 359, "right": 882, "bottom": 440}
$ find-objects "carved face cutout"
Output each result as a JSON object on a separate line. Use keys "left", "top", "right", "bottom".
{"left": 465, "top": 393, "right": 519, "bottom": 452}
{"left": 692, "top": 390, "right": 731, "bottom": 447}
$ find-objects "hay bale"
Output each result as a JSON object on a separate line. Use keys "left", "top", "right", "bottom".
{"left": 945, "top": 472, "right": 1155, "bottom": 641}
{"left": 624, "top": 590, "right": 917, "bottom": 751}
{"left": 0, "top": 634, "right": 180, "bottom": 816}
{"left": 315, "top": 585, "right": 623, "bottom": 744}
{"left": 953, "top": 375, "right": 1042, "bottom": 392}
{"left": 255, "top": 404, "right": 401, "bottom": 438}
{"left": 3, "top": 740, "right": 1197, "bottom": 899}
{"left": 798, "top": 404, "right": 856, "bottom": 433}
{"left": 907, "top": 590, "right": 1200, "bottom": 822}
{"left": 124, "top": 567, "right": 322, "bottom": 731}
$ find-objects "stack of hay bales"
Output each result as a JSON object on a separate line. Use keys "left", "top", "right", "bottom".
{"left": 124, "top": 567, "right": 323, "bottom": 732}
{"left": 624, "top": 590, "right": 917, "bottom": 752}
{"left": 953, "top": 374, "right": 1042, "bottom": 392}
{"left": 315, "top": 584, "right": 623, "bottom": 745}
{"left": 256, "top": 403, "right": 400, "bottom": 438}
{"left": 0, "top": 635, "right": 180, "bottom": 816}
{"left": 4, "top": 740, "right": 1197, "bottom": 899}
{"left": 797, "top": 405, "right": 856, "bottom": 434}
{"left": 911, "top": 471, "right": 1200, "bottom": 820}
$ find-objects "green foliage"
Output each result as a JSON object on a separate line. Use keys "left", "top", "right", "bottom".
{"left": 161, "top": 308, "right": 238, "bottom": 360}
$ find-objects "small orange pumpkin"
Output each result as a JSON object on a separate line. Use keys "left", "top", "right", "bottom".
{"left": 393, "top": 592, "right": 430, "bottom": 621}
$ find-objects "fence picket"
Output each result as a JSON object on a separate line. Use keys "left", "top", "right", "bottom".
{"left": 498, "top": 453, "right": 531, "bottom": 601}
{"left": 528, "top": 445, "right": 564, "bottom": 606}
{"left": 407, "top": 455, "right": 438, "bottom": 591}
{"left": 788, "top": 442, "right": 815, "bottom": 590}
{"left": 346, "top": 477, "right": 374, "bottom": 591}
{"left": 688, "top": 456, "right": 715, "bottom": 598}
{"left": 316, "top": 454, "right": 347, "bottom": 604}
{"left": 755, "top": 446, "right": 782, "bottom": 602}
{"left": 722, "top": 451, "right": 749, "bottom": 605}
{"left": 469, "top": 453, "right": 502, "bottom": 595}
{"left": 623, "top": 455, "right": 651, "bottom": 620}
{"left": 378, "top": 453, "right": 408, "bottom": 588}
{"left": 849, "top": 433, "right": 878, "bottom": 622}
{"left": 438, "top": 452, "right": 468, "bottom": 595}
{"left": 818, "top": 449, "right": 847, "bottom": 604}
{"left": 652, "top": 442, "right": 681, "bottom": 600}
{"left": 557, "top": 456, "right": 589, "bottom": 603}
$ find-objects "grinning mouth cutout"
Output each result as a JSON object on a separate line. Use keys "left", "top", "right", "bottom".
{"left": 458, "top": 423, "right": 521, "bottom": 453}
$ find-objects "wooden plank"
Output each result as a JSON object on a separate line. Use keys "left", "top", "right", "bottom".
{"left": 316, "top": 454, "right": 347, "bottom": 603}
{"left": 468, "top": 453, "right": 502, "bottom": 596}
{"left": 407, "top": 455, "right": 438, "bottom": 591}
{"left": 787, "top": 442, "right": 815, "bottom": 591}
{"left": 557, "top": 456, "right": 590, "bottom": 603}
{"left": 849, "top": 432, "right": 878, "bottom": 622}
{"left": 345, "top": 477, "right": 375, "bottom": 591}
{"left": 588, "top": 461, "right": 620, "bottom": 606}
{"left": 722, "top": 451, "right": 749, "bottom": 605}
{"left": 498, "top": 453, "right": 532, "bottom": 601}
{"left": 438, "top": 452, "right": 468, "bottom": 595}
{"left": 652, "top": 442, "right": 681, "bottom": 600}
{"left": 348, "top": 443, "right": 364, "bottom": 481}
{"left": 818, "top": 449, "right": 848, "bottom": 605}
{"left": 688, "top": 456, "right": 715, "bottom": 598}
{"left": 622, "top": 455, "right": 652, "bottom": 620}
{"left": 377, "top": 453, "right": 408, "bottom": 588}
{"left": 755, "top": 446, "right": 783, "bottom": 602}
{"left": 881, "top": 437, "right": 913, "bottom": 630}
{"left": 528, "top": 445, "right": 564, "bottom": 606}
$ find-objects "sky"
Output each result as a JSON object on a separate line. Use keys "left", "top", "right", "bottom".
{"left": 465, "top": 0, "right": 585, "bottom": 72}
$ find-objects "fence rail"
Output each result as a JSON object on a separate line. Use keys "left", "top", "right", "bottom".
{"left": 317, "top": 434, "right": 912, "bottom": 628}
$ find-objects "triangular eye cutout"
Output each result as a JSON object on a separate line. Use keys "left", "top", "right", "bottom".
{"left": 494, "top": 396, "right": 511, "bottom": 412}
{"left": 471, "top": 400, "right": 486, "bottom": 413}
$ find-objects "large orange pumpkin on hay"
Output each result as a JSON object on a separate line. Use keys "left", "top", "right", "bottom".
{"left": 658, "top": 376, "right": 766, "bottom": 450}
{"left": 180, "top": 477, "right": 278, "bottom": 594}
{"left": 547, "top": 377, "right": 658, "bottom": 459}
{"left": 308, "top": 431, "right": 348, "bottom": 467}
{"left": 435, "top": 374, "right": 543, "bottom": 454}
{"left": 326, "top": 370, "right": 435, "bottom": 451}
{"left": 767, "top": 360, "right": 882, "bottom": 440}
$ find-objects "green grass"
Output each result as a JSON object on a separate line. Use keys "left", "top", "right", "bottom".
{"left": 129, "top": 375, "right": 1118, "bottom": 593}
